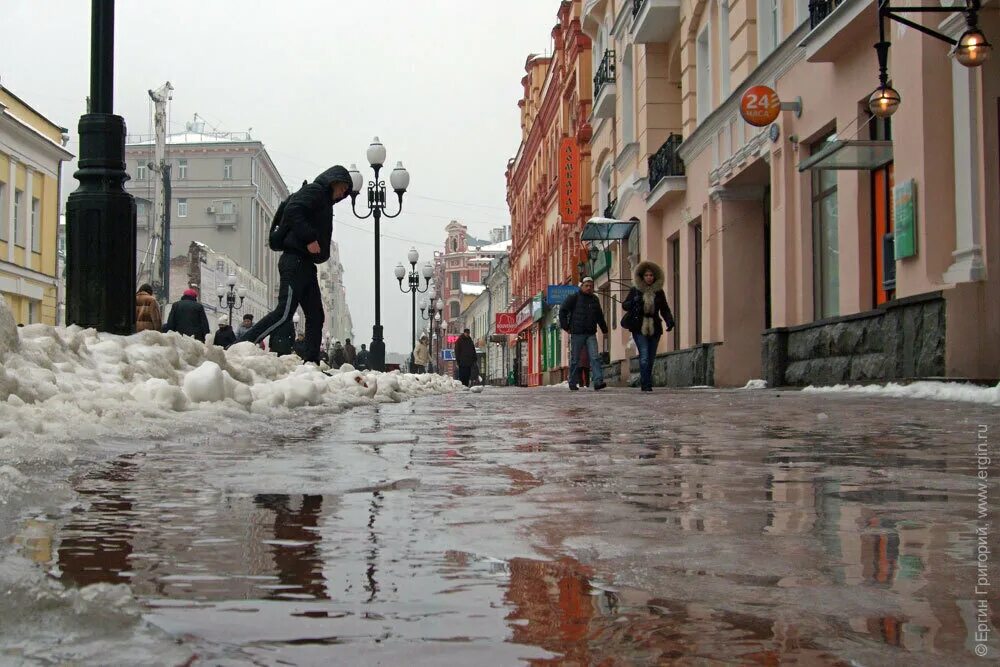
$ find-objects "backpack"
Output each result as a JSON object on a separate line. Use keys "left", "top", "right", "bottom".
{"left": 267, "top": 197, "right": 291, "bottom": 251}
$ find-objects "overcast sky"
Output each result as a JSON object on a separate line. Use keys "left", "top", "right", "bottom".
{"left": 1, "top": 0, "right": 558, "bottom": 355}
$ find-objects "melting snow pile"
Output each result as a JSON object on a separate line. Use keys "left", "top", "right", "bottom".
{"left": 803, "top": 380, "right": 1000, "bottom": 406}
{"left": 0, "top": 300, "right": 463, "bottom": 454}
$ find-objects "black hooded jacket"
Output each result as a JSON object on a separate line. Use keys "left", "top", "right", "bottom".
{"left": 282, "top": 166, "right": 352, "bottom": 264}
{"left": 623, "top": 261, "right": 675, "bottom": 337}
{"left": 163, "top": 294, "right": 211, "bottom": 342}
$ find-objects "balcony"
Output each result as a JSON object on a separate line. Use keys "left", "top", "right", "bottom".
{"left": 630, "top": 0, "right": 682, "bottom": 44}
{"left": 592, "top": 49, "right": 616, "bottom": 119}
{"left": 647, "top": 134, "right": 685, "bottom": 190}
{"left": 215, "top": 212, "right": 239, "bottom": 227}
{"left": 799, "top": 0, "right": 876, "bottom": 63}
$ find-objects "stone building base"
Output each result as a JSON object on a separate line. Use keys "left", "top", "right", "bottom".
{"left": 621, "top": 343, "right": 718, "bottom": 388}
{"left": 762, "top": 292, "right": 945, "bottom": 387}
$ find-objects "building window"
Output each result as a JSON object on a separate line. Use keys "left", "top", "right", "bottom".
{"left": 450, "top": 272, "right": 461, "bottom": 290}
{"left": 0, "top": 182, "right": 6, "bottom": 242}
{"left": 178, "top": 159, "right": 188, "bottom": 180}
{"left": 31, "top": 198, "right": 40, "bottom": 253}
{"left": 696, "top": 27, "right": 712, "bottom": 123}
{"left": 871, "top": 116, "right": 895, "bottom": 306}
{"left": 223, "top": 159, "right": 233, "bottom": 180}
{"left": 222, "top": 200, "right": 235, "bottom": 215}
{"left": 28, "top": 300, "right": 39, "bottom": 324}
{"left": 719, "top": 0, "right": 731, "bottom": 98}
{"left": 14, "top": 190, "right": 25, "bottom": 247}
{"left": 137, "top": 162, "right": 147, "bottom": 181}
{"left": 811, "top": 135, "right": 840, "bottom": 319}
{"left": 693, "top": 222, "right": 703, "bottom": 344}
{"left": 450, "top": 238, "right": 458, "bottom": 252}
{"left": 758, "top": 0, "right": 779, "bottom": 59}
{"left": 669, "top": 236, "right": 681, "bottom": 350}
{"left": 796, "top": 0, "right": 810, "bottom": 25}
{"left": 450, "top": 301, "right": 460, "bottom": 319}
{"left": 178, "top": 198, "right": 188, "bottom": 218}
{"left": 622, "top": 47, "right": 635, "bottom": 143}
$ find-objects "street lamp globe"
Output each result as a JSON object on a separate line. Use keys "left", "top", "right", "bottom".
{"left": 407, "top": 246, "right": 419, "bottom": 266}
{"left": 394, "top": 263, "right": 407, "bottom": 281}
{"left": 367, "top": 137, "right": 386, "bottom": 168}
{"left": 216, "top": 285, "right": 225, "bottom": 298}
{"left": 953, "top": 28, "right": 992, "bottom": 67}
{"left": 390, "top": 161, "right": 410, "bottom": 193}
{"left": 226, "top": 274, "right": 237, "bottom": 288}
{"left": 348, "top": 164, "right": 363, "bottom": 194}
{"left": 428, "top": 286, "right": 437, "bottom": 301}
{"left": 419, "top": 298, "right": 428, "bottom": 313}
{"left": 435, "top": 313, "right": 442, "bottom": 323}
{"left": 237, "top": 286, "right": 247, "bottom": 299}
{"left": 421, "top": 261, "right": 433, "bottom": 280}
{"left": 868, "top": 84, "right": 901, "bottom": 118}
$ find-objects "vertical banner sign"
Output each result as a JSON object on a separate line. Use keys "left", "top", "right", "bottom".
{"left": 559, "top": 137, "right": 581, "bottom": 222}
{"left": 893, "top": 179, "right": 917, "bottom": 260}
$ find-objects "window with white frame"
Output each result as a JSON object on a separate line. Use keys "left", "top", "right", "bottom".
{"left": 697, "top": 27, "right": 712, "bottom": 123}
{"left": 31, "top": 198, "right": 40, "bottom": 252}
{"left": 137, "top": 162, "right": 147, "bottom": 181}
{"left": 758, "top": 0, "right": 780, "bottom": 59}
{"left": 223, "top": 158, "right": 233, "bottom": 180}
{"left": 0, "top": 182, "right": 6, "bottom": 242}
{"left": 14, "top": 190, "right": 25, "bottom": 247}
{"left": 178, "top": 159, "right": 188, "bottom": 180}
{"left": 178, "top": 198, "right": 188, "bottom": 218}
{"left": 719, "top": 0, "right": 731, "bottom": 98}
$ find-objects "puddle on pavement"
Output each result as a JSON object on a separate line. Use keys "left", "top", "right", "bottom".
{"left": 13, "top": 393, "right": 1000, "bottom": 664}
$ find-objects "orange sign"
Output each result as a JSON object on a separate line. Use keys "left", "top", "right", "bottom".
{"left": 740, "top": 85, "right": 781, "bottom": 127}
{"left": 558, "top": 137, "right": 581, "bottom": 222}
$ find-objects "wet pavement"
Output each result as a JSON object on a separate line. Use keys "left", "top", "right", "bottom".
{"left": 8, "top": 386, "right": 1000, "bottom": 665}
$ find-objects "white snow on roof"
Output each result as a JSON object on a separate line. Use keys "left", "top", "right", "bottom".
{"left": 803, "top": 381, "right": 1000, "bottom": 406}
{"left": 129, "top": 131, "right": 256, "bottom": 146}
{"left": 474, "top": 239, "right": 512, "bottom": 254}
{"left": 460, "top": 283, "right": 486, "bottom": 296}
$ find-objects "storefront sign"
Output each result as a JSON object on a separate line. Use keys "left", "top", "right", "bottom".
{"left": 893, "top": 179, "right": 917, "bottom": 260}
{"left": 546, "top": 284, "right": 578, "bottom": 306}
{"left": 558, "top": 137, "right": 581, "bottom": 222}
{"left": 740, "top": 85, "right": 780, "bottom": 127}
{"left": 531, "top": 294, "right": 544, "bottom": 322}
{"left": 495, "top": 312, "right": 519, "bottom": 335}
{"left": 447, "top": 334, "right": 459, "bottom": 345}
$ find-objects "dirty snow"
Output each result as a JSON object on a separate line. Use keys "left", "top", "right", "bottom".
{"left": 803, "top": 380, "right": 1000, "bottom": 406}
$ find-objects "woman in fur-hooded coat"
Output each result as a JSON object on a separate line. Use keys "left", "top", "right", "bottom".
{"left": 623, "top": 261, "right": 675, "bottom": 391}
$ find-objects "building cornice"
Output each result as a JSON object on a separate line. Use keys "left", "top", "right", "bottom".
{"left": 0, "top": 112, "right": 74, "bottom": 166}
{"left": 678, "top": 22, "right": 810, "bottom": 164}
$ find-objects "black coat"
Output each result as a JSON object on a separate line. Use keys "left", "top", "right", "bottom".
{"left": 282, "top": 166, "right": 349, "bottom": 264}
{"left": 163, "top": 295, "right": 211, "bottom": 342}
{"left": 213, "top": 326, "right": 237, "bottom": 349}
{"left": 455, "top": 334, "right": 477, "bottom": 367}
{"left": 559, "top": 291, "right": 609, "bottom": 336}
{"left": 623, "top": 261, "right": 675, "bottom": 337}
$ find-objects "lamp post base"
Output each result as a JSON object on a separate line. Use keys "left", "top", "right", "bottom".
{"left": 370, "top": 324, "right": 386, "bottom": 372}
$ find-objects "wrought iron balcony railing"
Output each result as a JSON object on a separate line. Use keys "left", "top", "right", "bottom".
{"left": 808, "top": 0, "right": 845, "bottom": 30}
{"left": 603, "top": 194, "right": 617, "bottom": 219}
{"left": 647, "top": 134, "right": 685, "bottom": 190}
{"left": 593, "top": 49, "right": 616, "bottom": 99}
{"left": 632, "top": 0, "right": 645, "bottom": 16}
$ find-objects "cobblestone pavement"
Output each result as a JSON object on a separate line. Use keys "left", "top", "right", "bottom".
{"left": 12, "top": 386, "right": 1000, "bottom": 665}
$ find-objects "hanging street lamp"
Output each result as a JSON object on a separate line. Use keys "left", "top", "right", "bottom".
{"left": 395, "top": 247, "right": 433, "bottom": 370}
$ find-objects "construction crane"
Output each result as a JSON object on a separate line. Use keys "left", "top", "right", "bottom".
{"left": 137, "top": 81, "right": 173, "bottom": 303}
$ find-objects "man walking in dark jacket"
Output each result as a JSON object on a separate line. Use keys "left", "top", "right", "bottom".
{"left": 238, "top": 165, "right": 353, "bottom": 363}
{"left": 212, "top": 316, "right": 237, "bottom": 349}
{"left": 163, "top": 289, "right": 211, "bottom": 342}
{"left": 454, "top": 328, "right": 477, "bottom": 387}
{"left": 559, "top": 277, "right": 609, "bottom": 391}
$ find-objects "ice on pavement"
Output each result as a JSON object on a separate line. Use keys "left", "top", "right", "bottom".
{"left": 804, "top": 379, "right": 1000, "bottom": 405}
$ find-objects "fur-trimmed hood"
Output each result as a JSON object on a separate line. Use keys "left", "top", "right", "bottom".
{"left": 633, "top": 261, "right": 665, "bottom": 293}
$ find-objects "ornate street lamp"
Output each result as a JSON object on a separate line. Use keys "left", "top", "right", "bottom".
{"left": 419, "top": 285, "right": 445, "bottom": 373}
{"left": 216, "top": 274, "right": 247, "bottom": 326}
{"left": 395, "top": 248, "right": 433, "bottom": 369}
{"left": 348, "top": 138, "right": 411, "bottom": 372}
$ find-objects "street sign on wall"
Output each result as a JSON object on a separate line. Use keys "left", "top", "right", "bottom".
{"left": 558, "top": 137, "right": 581, "bottom": 222}
{"left": 740, "top": 85, "right": 781, "bottom": 127}
{"left": 495, "top": 312, "right": 518, "bottom": 335}
{"left": 442, "top": 349, "right": 455, "bottom": 361}
{"left": 893, "top": 179, "right": 917, "bottom": 259}
{"left": 546, "top": 284, "right": 577, "bottom": 306}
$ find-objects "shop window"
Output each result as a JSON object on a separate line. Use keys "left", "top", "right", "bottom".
{"left": 811, "top": 134, "right": 840, "bottom": 319}
{"left": 693, "top": 222, "right": 703, "bottom": 344}
{"left": 669, "top": 236, "right": 681, "bottom": 349}
{"left": 871, "top": 116, "right": 895, "bottom": 305}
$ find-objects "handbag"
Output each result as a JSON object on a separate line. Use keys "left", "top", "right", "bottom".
{"left": 620, "top": 309, "right": 639, "bottom": 332}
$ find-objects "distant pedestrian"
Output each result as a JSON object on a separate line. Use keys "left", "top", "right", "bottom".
{"left": 237, "top": 165, "right": 354, "bottom": 363}
{"left": 412, "top": 334, "right": 430, "bottom": 373}
{"left": 559, "top": 277, "right": 608, "bottom": 391}
{"left": 135, "top": 283, "right": 161, "bottom": 333}
{"left": 331, "top": 340, "right": 346, "bottom": 368}
{"left": 213, "top": 316, "right": 237, "bottom": 349}
{"left": 236, "top": 313, "right": 254, "bottom": 339}
{"left": 622, "top": 261, "right": 675, "bottom": 392}
{"left": 455, "top": 328, "right": 477, "bottom": 387}
{"left": 344, "top": 338, "right": 357, "bottom": 366}
{"left": 163, "top": 288, "right": 210, "bottom": 342}
{"left": 356, "top": 344, "right": 369, "bottom": 370}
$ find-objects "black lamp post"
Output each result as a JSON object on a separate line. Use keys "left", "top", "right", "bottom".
{"left": 395, "top": 247, "right": 433, "bottom": 369}
{"left": 215, "top": 274, "right": 247, "bottom": 326}
{"left": 348, "top": 138, "right": 410, "bottom": 372}
{"left": 66, "top": 0, "right": 137, "bottom": 334}
{"left": 419, "top": 288, "right": 445, "bottom": 373}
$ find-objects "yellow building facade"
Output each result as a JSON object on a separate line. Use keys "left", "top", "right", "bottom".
{"left": 0, "top": 86, "right": 72, "bottom": 325}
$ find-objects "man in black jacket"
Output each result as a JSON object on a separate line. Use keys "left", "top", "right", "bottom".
{"left": 238, "top": 165, "right": 353, "bottom": 363}
{"left": 454, "top": 328, "right": 477, "bottom": 386}
{"left": 163, "top": 289, "right": 211, "bottom": 342}
{"left": 559, "top": 277, "right": 609, "bottom": 391}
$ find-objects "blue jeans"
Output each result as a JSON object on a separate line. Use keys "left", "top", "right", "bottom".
{"left": 569, "top": 334, "right": 603, "bottom": 386}
{"left": 633, "top": 333, "right": 661, "bottom": 389}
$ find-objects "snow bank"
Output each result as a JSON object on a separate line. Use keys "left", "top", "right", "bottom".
{"left": 0, "top": 300, "right": 462, "bottom": 475}
{"left": 743, "top": 379, "right": 767, "bottom": 390}
{"left": 803, "top": 380, "right": 1000, "bottom": 406}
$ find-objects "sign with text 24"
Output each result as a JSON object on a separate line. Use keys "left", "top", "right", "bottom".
{"left": 740, "top": 85, "right": 780, "bottom": 127}
{"left": 558, "top": 137, "right": 581, "bottom": 222}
